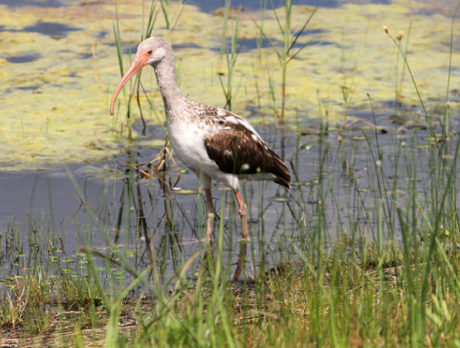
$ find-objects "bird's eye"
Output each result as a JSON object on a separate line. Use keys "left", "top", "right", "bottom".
{"left": 147, "top": 50, "right": 153, "bottom": 55}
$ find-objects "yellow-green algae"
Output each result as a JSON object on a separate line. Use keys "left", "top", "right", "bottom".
{"left": 0, "top": 0, "right": 459, "bottom": 171}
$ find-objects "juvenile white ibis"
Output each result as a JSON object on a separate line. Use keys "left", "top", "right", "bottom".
{"left": 110, "top": 37, "right": 290, "bottom": 243}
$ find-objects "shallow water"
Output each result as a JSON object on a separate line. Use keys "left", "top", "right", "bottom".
{"left": 2, "top": 119, "right": 459, "bottom": 284}
{"left": 1, "top": 0, "right": 460, "bottom": 283}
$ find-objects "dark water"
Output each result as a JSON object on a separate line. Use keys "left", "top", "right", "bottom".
{"left": 6, "top": 55, "right": 41, "bottom": 63}
{"left": 0, "top": 0, "right": 256, "bottom": 7}
{"left": 23, "top": 22, "right": 81, "bottom": 36}
{"left": 190, "top": 0, "right": 390, "bottom": 12}
{"left": 0, "top": 0, "right": 63, "bottom": 7}
{"left": 0, "top": 0, "right": 390, "bottom": 9}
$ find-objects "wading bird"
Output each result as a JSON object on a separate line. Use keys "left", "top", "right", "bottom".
{"left": 110, "top": 37, "right": 290, "bottom": 246}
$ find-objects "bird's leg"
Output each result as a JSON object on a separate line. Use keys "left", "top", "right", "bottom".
{"left": 233, "top": 190, "right": 249, "bottom": 281}
{"left": 205, "top": 188, "right": 214, "bottom": 246}
{"left": 234, "top": 190, "right": 249, "bottom": 242}
{"left": 233, "top": 235, "right": 248, "bottom": 281}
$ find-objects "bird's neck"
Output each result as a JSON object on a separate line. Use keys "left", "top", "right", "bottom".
{"left": 153, "top": 55, "right": 183, "bottom": 117}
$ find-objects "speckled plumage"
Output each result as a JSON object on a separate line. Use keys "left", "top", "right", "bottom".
{"left": 111, "top": 37, "right": 291, "bottom": 252}
{"left": 167, "top": 99, "right": 290, "bottom": 191}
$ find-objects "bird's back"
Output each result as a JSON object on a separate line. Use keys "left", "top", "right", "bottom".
{"left": 176, "top": 100, "right": 291, "bottom": 188}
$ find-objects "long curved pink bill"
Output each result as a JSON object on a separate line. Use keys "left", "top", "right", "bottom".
{"left": 110, "top": 56, "right": 148, "bottom": 115}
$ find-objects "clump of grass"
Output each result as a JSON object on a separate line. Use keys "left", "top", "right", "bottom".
{"left": 59, "top": 269, "right": 101, "bottom": 311}
{"left": 0, "top": 270, "right": 52, "bottom": 334}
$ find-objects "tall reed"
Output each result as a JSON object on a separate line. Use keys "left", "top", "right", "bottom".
{"left": 254, "top": 1, "right": 316, "bottom": 126}
{"left": 218, "top": 0, "right": 241, "bottom": 111}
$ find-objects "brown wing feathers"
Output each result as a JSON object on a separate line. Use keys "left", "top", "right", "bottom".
{"left": 204, "top": 123, "right": 291, "bottom": 188}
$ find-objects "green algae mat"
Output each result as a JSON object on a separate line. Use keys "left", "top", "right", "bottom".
{"left": 1, "top": 0, "right": 458, "bottom": 170}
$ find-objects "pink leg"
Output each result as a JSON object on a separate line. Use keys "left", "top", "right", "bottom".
{"left": 205, "top": 188, "right": 214, "bottom": 246}
{"left": 234, "top": 190, "right": 249, "bottom": 242}
{"left": 233, "top": 190, "right": 249, "bottom": 280}
{"left": 233, "top": 238, "right": 247, "bottom": 281}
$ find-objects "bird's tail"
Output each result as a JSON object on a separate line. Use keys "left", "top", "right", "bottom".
{"left": 270, "top": 150, "right": 291, "bottom": 189}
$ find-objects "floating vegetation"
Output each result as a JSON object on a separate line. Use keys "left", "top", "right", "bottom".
{"left": 0, "top": 1, "right": 459, "bottom": 170}
{"left": 0, "top": 1, "right": 460, "bottom": 346}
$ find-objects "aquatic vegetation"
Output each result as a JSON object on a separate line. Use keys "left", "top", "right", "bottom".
{"left": 1, "top": 125, "right": 460, "bottom": 345}
{"left": 1, "top": 0, "right": 460, "bottom": 346}
{"left": 0, "top": 1, "right": 459, "bottom": 170}
{"left": 254, "top": 0, "right": 316, "bottom": 126}
{"left": 217, "top": 0, "right": 241, "bottom": 111}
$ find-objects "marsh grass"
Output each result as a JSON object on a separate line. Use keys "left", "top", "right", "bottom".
{"left": 396, "top": 24, "right": 411, "bottom": 113}
{"left": 218, "top": 0, "right": 241, "bottom": 111}
{"left": 4, "top": 116, "right": 460, "bottom": 347}
{"left": 254, "top": 1, "right": 316, "bottom": 126}
{"left": 443, "top": 2, "right": 460, "bottom": 137}
{"left": 2, "top": 1, "right": 460, "bottom": 347}
{"left": 112, "top": 4, "right": 135, "bottom": 140}
{"left": 1, "top": 161, "right": 459, "bottom": 345}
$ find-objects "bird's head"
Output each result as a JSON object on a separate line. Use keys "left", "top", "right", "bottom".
{"left": 110, "top": 37, "right": 169, "bottom": 115}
